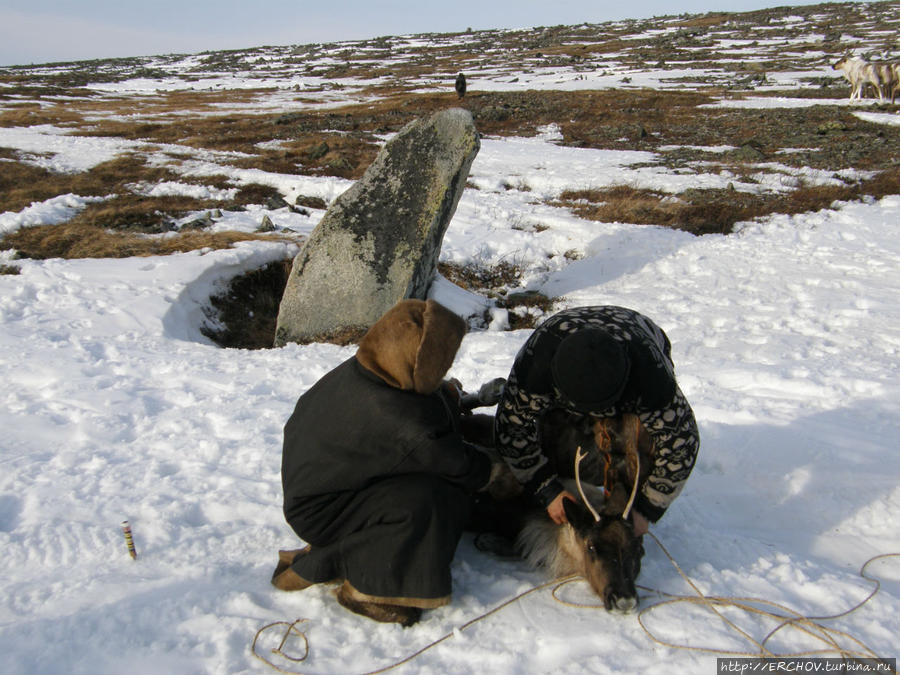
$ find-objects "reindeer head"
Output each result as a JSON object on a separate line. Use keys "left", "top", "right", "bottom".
{"left": 562, "top": 497, "right": 644, "bottom": 612}
{"left": 832, "top": 53, "right": 860, "bottom": 72}
{"left": 523, "top": 411, "right": 652, "bottom": 611}
{"left": 565, "top": 447, "right": 644, "bottom": 612}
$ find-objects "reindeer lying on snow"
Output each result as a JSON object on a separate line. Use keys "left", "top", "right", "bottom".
{"left": 464, "top": 405, "right": 654, "bottom": 613}
{"left": 832, "top": 55, "right": 898, "bottom": 103}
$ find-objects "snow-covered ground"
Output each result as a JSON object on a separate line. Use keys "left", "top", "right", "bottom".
{"left": 2, "top": 7, "right": 900, "bottom": 675}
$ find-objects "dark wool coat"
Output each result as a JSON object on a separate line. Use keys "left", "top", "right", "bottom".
{"left": 494, "top": 305, "right": 699, "bottom": 523}
{"left": 281, "top": 300, "right": 490, "bottom": 608}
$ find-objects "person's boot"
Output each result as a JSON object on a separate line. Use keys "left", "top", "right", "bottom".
{"left": 335, "top": 581, "right": 422, "bottom": 627}
{"left": 474, "top": 532, "right": 518, "bottom": 558}
{"left": 270, "top": 547, "right": 313, "bottom": 591}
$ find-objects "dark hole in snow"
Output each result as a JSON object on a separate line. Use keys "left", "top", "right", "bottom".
{"left": 202, "top": 258, "right": 557, "bottom": 349}
{"left": 202, "top": 259, "right": 293, "bottom": 349}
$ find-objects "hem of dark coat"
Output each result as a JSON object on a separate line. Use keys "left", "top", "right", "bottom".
{"left": 342, "top": 580, "right": 451, "bottom": 609}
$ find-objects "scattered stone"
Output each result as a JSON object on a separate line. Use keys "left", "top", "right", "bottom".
{"left": 296, "top": 195, "right": 328, "bottom": 210}
{"left": 274, "top": 107, "right": 480, "bottom": 346}
{"left": 326, "top": 156, "right": 352, "bottom": 172}
{"left": 265, "top": 194, "right": 289, "bottom": 210}
{"left": 732, "top": 142, "right": 766, "bottom": 160}
{"left": 181, "top": 211, "right": 215, "bottom": 231}
{"left": 307, "top": 141, "right": 330, "bottom": 160}
{"left": 817, "top": 120, "right": 849, "bottom": 135}
{"left": 257, "top": 214, "right": 276, "bottom": 232}
{"left": 275, "top": 112, "right": 304, "bottom": 125}
{"left": 477, "top": 105, "right": 511, "bottom": 122}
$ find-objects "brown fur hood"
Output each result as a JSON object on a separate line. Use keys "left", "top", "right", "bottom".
{"left": 356, "top": 299, "right": 466, "bottom": 394}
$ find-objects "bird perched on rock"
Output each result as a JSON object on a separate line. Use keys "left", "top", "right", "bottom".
{"left": 455, "top": 73, "right": 466, "bottom": 98}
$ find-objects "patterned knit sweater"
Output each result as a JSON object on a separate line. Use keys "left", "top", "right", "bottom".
{"left": 493, "top": 306, "right": 699, "bottom": 522}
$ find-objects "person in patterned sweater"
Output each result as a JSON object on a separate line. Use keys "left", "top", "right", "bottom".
{"left": 493, "top": 305, "right": 699, "bottom": 535}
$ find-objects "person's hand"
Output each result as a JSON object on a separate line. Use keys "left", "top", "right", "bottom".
{"left": 631, "top": 509, "right": 649, "bottom": 536}
{"left": 444, "top": 378, "right": 463, "bottom": 404}
{"left": 546, "top": 490, "right": 578, "bottom": 525}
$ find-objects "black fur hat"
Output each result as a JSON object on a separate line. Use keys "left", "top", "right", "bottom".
{"left": 550, "top": 329, "right": 630, "bottom": 411}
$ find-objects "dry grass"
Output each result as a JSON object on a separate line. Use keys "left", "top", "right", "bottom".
{"left": 0, "top": 155, "right": 175, "bottom": 213}
{"left": 71, "top": 194, "right": 243, "bottom": 233}
{"left": 0, "top": 222, "right": 294, "bottom": 260}
{"left": 3, "top": 4, "right": 899, "bottom": 273}
{"left": 504, "top": 291, "right": 556, "bottom": 330}
{"left": 13, "top": 87, "right": 710, "bottom": 170}
{"left": 0, "top": 100, "right": 87, "bottom": 128}
{"left": 2, "top": 1, "right": 897, "bottom": 347}
{"left": 555, "top": 166, "right": 900, "bottom": 234}
{"left": 232, "top": 133, "right": 380, "bottom": 179}
{"left": 0, "top": 88, "right": 386, "bottom": 178}
{"left": 556, "top": 186, "right": 752, "bottom": 235}
{"left": 0, "top": 153, "right": 302, "bottom": 260}
{"left": 673, "top": 14, "right": 731, "bottom": 28}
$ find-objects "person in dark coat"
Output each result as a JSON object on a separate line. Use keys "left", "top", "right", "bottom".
{"left": 272, "top": 299, "right": 492, "bottom": 626}
{"left": 455, "top": 72, "right": 466, "bottom": 98}
{"left": 493, "top": 305, "right": 699, "bottom": 535}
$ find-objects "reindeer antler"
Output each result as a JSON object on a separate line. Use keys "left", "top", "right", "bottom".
{"left": 574, "top": 447, "right": 601, "bottom": 522}
{"left": 622, "top": 452, "right": 640, "bottom": 521}
{"left": 620, "top": 414, "right": 642, "bottom": 521}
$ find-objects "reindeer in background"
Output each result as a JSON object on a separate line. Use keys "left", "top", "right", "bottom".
{"left": 832, "top": 55, "right": 897, "bottom": 103}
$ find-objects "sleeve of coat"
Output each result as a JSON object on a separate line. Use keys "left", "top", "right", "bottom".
{"left": 634, "top": 384, "right": 699, "bottom": 522}
{"left": 493, "top": 373, "right": 564, "bottom": 506}
{"left": 385, "top": 389, "right": 491, "bottom": 492}
{"left": 392, "top": 430, "right": 492, "bottom": 492}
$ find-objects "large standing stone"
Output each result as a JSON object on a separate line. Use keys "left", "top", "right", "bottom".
{"left": 274, "top": 108, "right": 480, "bottom": 346}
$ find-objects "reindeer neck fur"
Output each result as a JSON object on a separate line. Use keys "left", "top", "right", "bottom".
{"left": 517, "top": 514, "right": 584, "bottom": 577}
{"left": 516, "top": 478, "right": 607, "bottom": 577}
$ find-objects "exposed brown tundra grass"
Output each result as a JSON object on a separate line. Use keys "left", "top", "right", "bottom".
{"left": 0, "top": 222, "right": 293, "bottom": 260}
{"left": 2, "top": 1, "right": 899, "bottom": 267}
{"left": 555, "top": 167, "right": 900, "bottom": 235}
{"left": 0, "top": 153, "right": 300, "bottom": 259}
{"left": 0, "top": 155, "right": 172, "bottom": 214}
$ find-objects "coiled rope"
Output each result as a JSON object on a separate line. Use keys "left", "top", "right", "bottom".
{"left": 252, "top": 575, "right": 573, "bottom": 674}
{"left": 561, "top": 533, "right": 897, "bottom": 670}
{"left": 251, "top": 535, "right": 898, "bottom": 674}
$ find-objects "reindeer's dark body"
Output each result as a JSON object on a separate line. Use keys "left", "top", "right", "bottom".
{"left": 466, "top": 408, "right": 654, "bottom": 612}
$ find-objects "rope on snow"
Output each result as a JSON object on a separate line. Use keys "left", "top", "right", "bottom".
{"left": 251, "top": 534, "right": 899, "bottom": 674}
